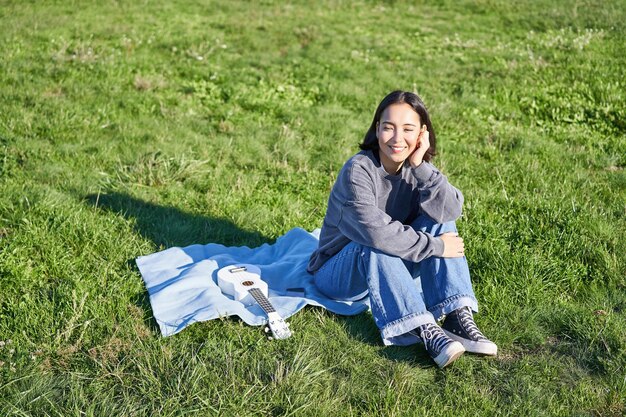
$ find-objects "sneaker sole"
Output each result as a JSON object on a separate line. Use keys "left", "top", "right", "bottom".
{"left": 443, "top": 330, "right": 498, "bottom": 356}
{"left": 433, "top": 341, "right": 465, "bottom": 368}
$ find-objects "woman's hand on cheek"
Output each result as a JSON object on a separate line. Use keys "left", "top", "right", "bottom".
{"left": 409, "top": 125, "right": 430, "bottom": 168}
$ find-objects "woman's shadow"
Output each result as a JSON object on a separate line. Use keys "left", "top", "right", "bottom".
{"left": 86, "top": 192, "right": 270, "bottom": 249}
{"left": 84, "top": 191, "right": 272, "bottom": 334}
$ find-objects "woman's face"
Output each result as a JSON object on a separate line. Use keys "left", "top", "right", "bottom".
{"left": 376, "top": 103, "right": 422, "bottom": 174}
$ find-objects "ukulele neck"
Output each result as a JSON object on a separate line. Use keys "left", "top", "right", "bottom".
{"left": 248, "top": 288, "right": 276, "bottom": 314}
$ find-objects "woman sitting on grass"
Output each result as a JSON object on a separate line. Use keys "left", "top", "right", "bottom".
{"left": 307, "top": 90, "right": 497, "bottom": 368}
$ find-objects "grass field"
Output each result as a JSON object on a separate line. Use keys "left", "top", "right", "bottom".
{"left": 1, "top": 0, "right": 625, "bottom": 415}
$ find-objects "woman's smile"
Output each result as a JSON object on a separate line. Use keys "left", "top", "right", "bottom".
{"left": 389, "top": 145, "right": 407, "bottom": 153}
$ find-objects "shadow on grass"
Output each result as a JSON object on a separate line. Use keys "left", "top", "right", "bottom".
{"left": 84, "top": 191, "right": 273, "bottom": 336}
{"left": 337, "top": 314, "right": 434, "bottom": 367}
{"left": 85, "top": 191, "right": 271, "bottom": 249}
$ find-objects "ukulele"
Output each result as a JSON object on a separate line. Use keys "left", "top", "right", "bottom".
{"left": 217, "top": 264, "right": 292, "bottom": 340}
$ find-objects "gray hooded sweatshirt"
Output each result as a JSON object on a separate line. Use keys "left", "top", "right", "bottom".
{"left": 307, "top": 149, "right": 464, "bottom": 273}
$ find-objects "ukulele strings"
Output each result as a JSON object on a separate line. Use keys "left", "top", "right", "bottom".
{"left": 248, "top": 288, "right": 276, "bottom": 314}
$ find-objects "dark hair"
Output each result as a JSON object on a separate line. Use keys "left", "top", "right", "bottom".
{"left": 359, "top": 90, "right": 437, "bottom": 162}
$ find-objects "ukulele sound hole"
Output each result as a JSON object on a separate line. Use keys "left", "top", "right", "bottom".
{"left": 241, "top": 280, "right": 254, "bottom": 286}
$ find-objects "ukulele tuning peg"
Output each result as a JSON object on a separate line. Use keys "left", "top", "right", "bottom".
{"left": 267, "top": 336, "right": 274, "bottom": 341}
{"left": 264, "top": 327, "right": 270, "bottom": 333}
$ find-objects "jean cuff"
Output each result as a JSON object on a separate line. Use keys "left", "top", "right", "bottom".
{"left": 380, "top": 311, "right": 436, "bottom": 346}
{"left": 428, "top": 295, "right": 478, "bottom": 322}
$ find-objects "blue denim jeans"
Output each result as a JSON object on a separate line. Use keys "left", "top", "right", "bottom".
{"left": 313, "top": 215, "right": 478, "bottom": 346}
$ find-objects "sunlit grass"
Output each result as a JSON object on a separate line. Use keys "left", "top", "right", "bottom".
{"left": 1, "top": 0, "right": 625, "bottom": 415}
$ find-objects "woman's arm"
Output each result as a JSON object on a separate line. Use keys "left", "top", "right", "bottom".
{"left": 338, "top": 199, "right": 445, "bottom": 263}
{"left": 409, "top": 125, "right": 464, "bottom": 223}
{"left": 411, "top": 162, "right": 464, "bottom": 224}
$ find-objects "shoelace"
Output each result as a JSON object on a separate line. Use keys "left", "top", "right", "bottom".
{"left": 457, "top": 308, "right": 487, "bottom": 341}
{"left": 419, "top": 323, "right": 450, "bottom": 353}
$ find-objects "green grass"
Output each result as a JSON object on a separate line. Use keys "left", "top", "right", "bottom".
{"left": 1, "top": 0, "right": 625, "bottom": 415}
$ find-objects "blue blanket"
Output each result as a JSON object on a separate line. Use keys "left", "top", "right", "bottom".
{"left": 136, "top": 227, "right": 369, "bottom": 336}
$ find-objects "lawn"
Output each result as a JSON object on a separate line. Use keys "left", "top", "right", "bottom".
{"left": 1, "top": 0, "right": 625, "bottom": 415}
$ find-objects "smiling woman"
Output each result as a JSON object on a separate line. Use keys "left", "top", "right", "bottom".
{"left": 376, "top": 103, "right": 424, "bottom": 174}
{"left": 307, "top": 90, "right": 497, "bottom": 368}
{"left": 360, "top": 90, "right": 438, "bottom": 173}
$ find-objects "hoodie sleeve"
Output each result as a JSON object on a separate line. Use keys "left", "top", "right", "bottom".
{"left": 410, "top": 162, "right": 464, "bottom": 223}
